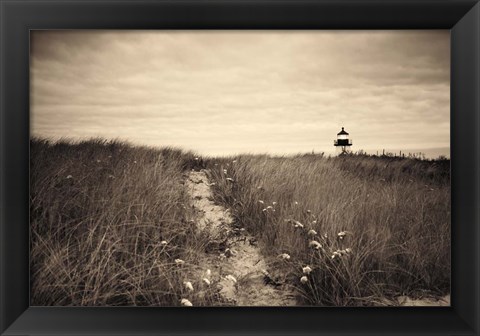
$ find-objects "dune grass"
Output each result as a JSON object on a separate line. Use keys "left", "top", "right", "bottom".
{"left": 206, "top": 153, "right": 450, "bottom": 306}
{"left": 30, "top": 138, "right": 450, "bottom": 306}
{"left": 30, "top": 138, "right": 218, "bottom": 306}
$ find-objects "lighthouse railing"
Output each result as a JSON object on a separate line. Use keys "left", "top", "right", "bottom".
{"left": 334, "top": 139, "right": 353, "bottom": 146}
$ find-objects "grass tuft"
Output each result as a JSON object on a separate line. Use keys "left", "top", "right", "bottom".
{"left": 205, "top": 153, "right": 450, "bottom": 306}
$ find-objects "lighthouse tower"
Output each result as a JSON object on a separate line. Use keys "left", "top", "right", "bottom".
{"left": 334, "top": 127, "right": 352, "bottom": 155}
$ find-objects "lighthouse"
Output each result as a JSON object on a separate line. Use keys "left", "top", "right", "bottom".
{"left": 334, "top": 127, "right": 352, "bottom": 155}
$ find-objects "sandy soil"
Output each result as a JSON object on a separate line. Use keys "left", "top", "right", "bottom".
{"left": 397, "top": 294, "right": 450, "bottom": 306}
{"left": 376, "top": 294, "right": 450, "bottom": 307}
{"left": 186, "top": 170, "right": 296, "bottom": 306}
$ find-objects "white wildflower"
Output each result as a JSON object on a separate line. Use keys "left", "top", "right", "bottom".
{"left": 66, "top": 175, "right": 73, "bottom": 179}
{"left": 206, "top": 269, "right": 211, "bottom": 277}
{"left": 202, "top": 278, "right": 211, "bottom": 286}
{"left": 309, "top": 240, "right": 322, "bottom": 250}
{"left": 175, "top": 259, "right": 185, "bottom": 265}
{"left": 302, "top": 266, "right": 312, "bottom": 274}
{"left": 308, "top": 229, "right": 318, "bottom": 237}
{"left": 226, "top": 177, "right": 234, "bottom": 182}
{"left": 183, "top": 281, "right": 194, "bottom": 291}
{"left": 279, "top": 253, "right": 291, "bottom": 260}
{"left": 331, "top": 251, "right": 342, "bottom": 259}
{"left": 160, "top": 240, "right": 168, "bottom": 246}
{"left": 180, "top": 298, "right": 193, "bottom": 306}
{"left": 272, "top": 201, "right": 277, "bottom": 205}
{"left": 258, "top": 200, "right": 265, "bottom": 204}
{"left": 300, "top": 276, "right": 308, "bottom": 284}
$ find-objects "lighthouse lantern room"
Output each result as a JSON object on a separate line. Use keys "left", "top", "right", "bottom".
{"left": 334, "top": 127, "right": 352, "bottom": 154}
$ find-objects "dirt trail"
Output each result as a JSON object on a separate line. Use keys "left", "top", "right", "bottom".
{"left": 186, "top": 169, "right": 296, "bottom": 306}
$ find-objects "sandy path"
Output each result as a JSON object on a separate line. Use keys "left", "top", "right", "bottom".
{"left": 186, "top": 170, "right": 296, "bottom": 306}
{"left": 376, "top": 294, "right": 450, "bottom": 307}
{"left": 397, "top": 294, "right": 450, "bottom": 306}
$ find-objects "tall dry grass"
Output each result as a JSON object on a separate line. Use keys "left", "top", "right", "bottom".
{"left": 30, "top": 138, "right": 450, "bottom": 307}
{"left": 30, "top": 138, "right": 217, "bottom": 306}
{"left": 206, "top": 153, "right": 450, "bottom": 306}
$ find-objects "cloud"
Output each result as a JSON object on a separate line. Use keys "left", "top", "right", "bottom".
{"left": 30, "top": 30, "right": 450, "bottom": 157}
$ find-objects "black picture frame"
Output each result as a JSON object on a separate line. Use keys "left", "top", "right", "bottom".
{"left": 1, "top": 0, "right": 479, "bottom": 335}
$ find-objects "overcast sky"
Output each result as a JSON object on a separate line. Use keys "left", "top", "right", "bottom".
{"left": 31, "top": 30, "right": 450, "bottom": 157}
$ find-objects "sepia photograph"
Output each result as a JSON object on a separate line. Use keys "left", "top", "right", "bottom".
{"left": 30, "top": 30, "right": 450, "bottom": 307}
